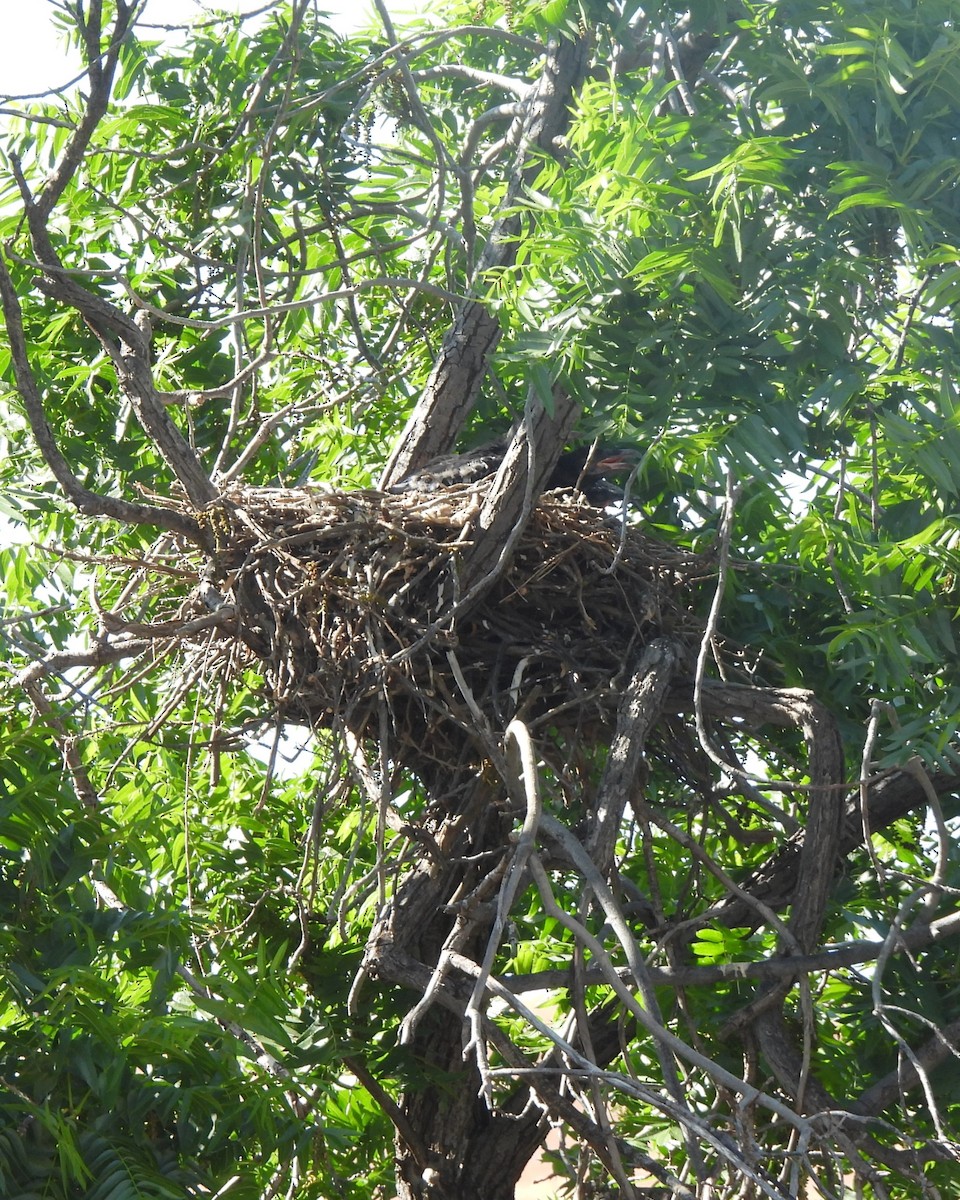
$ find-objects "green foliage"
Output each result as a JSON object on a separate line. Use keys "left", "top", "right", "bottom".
{"left": 2, "top": 1, "right": 960, "bottom": 1196}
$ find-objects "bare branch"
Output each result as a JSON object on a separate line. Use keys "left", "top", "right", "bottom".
{"left": 32, "top": 1, "right": 141, "bottom": 221}
{"left": 0, "top": 252, "right": 204, "bottom": 543}
{"left": 586, "top": 638, "right": 679, "bottom": 874}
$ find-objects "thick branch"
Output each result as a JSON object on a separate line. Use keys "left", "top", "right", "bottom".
{"left": 779, "top": 692, "right": 845, "bottom": 951}
{"left": 380, "top": 34, "right": 591, "bottom": 486}
{"left": 454, "top": 385, "right": 578, "bottom": 601}
{"left": 381, "top": 300, "right": 503, "bottom": 487}
{"left": 24, "top": 267, "right": 218, "bottom": 512}
{"left": 587, "top": 638, "right": 679, "bottom": 873}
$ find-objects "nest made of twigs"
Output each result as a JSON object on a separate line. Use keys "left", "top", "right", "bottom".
{"left": 198, "top": 482, "right": 710, "bottom": 771}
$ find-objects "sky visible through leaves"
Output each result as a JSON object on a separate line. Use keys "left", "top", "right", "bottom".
{"left": 1, "top": 0, "right": 378, "bottom": 97}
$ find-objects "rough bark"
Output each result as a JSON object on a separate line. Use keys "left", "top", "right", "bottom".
{"left": 359, "top": 776, "right": 519, "bottom": 1199}
{"left": 670, "top": 680, "right": 847, "bottom": 939}
{"left": 586, "top": 639, "right": 680, "bottom": 874}
{"left": 453, "top": 385, "right": 579, "bottom": 602}
{"left": 379, "top": 34, "right": 591, "bottom": 489}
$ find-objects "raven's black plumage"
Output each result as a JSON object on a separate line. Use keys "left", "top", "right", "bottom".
{"left": 389, "top": 441, "right": 635, "bottom": 503}
{"left": 546, "top": 446, "right": 636, "bottom": 503}
{"left": 388, "top": 440, "right": 509, "bottom": 493}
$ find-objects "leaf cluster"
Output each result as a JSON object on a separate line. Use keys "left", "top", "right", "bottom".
{"left": 2, "top": 1, "right": 960, "bottom": 1196}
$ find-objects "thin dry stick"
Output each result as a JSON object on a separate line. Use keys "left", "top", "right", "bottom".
{"left": 871, "top": 885, "right": 951, "bottom": 1142}
{"left": 526, "top": 829, "right": 809, "bottom": 1132}
{"left": 568, "top": 910, "right": 641, "bottom": 1199}
{"left": 694, "top": 470, "right": 743, "bottom": 773}
{"left": 456, "top": 945, "right": 800, "bottom": 1200}
{"left": 859, "top": 698, "right": 889, "bottom": 883}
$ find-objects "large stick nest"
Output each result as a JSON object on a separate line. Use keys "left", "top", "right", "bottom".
{"left": 198, "top": 483, "right": 711, "bottom": 773}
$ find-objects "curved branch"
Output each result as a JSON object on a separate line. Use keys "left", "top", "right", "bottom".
{"left": 679, "top": 680, "right": 853, "bottom": 938}
{"left": 6, "top": 3, "right": 219, "bottom": 517}
{"left": 699, "top": 714, "right": 960, "bottom": 930}
{"left": 0, "top": 253, "right": 204, "bottom": 544}
{"left": 17, "top": 254, "right": 218, "bottom": 512}
{"left": 33, "top": 1, "right": 139, "bottom": 221}
{"left": 411, "top": 65, "right": 530, "bottom": 98}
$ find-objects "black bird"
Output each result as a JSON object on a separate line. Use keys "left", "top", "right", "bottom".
{"left": 388, "top": 440, "right": 508, "bottom": 493}
{"left": 389, "top": 440, "right": 635, "bottom": 504}
{"left": 546, "top": 445, "right": 636, "bottom": 504}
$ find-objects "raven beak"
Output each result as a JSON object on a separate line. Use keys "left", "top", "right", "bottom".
{"left": 592, "top": 450, "right": 637, "bottom": 473}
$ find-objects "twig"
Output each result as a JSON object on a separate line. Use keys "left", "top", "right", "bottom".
{"left": 871, "top": 886, "right": 952, "bottom": 1141}
{"left": 859, "top": 698, "right": 888, "bottom": 882}
{"left": 693, "top": 470, "right": 742, "bottom": 773}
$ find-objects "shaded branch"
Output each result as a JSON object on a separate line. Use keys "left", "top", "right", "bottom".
{"left": 587, "top": 638, "right": 679, "bottom": 873}
{"left": 752, "top": 1007, "right": 955, "bottom": 1177}
{"left": 498, "top": 906, "right": 960, "bottom": 990}
{"left": 853, "top": 1015, "right": 960, "bottom": 1118}
{"left": 0, "top": 252, "right": 204, "bottom": 544}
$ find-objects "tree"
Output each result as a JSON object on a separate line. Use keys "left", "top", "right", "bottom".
{"left": 2, "top": 1, "right": 960, "bottom": 1196}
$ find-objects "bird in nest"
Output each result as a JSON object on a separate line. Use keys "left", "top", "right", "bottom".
{"left": 389, "top": 440, "right": 637, "bottom": 505}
